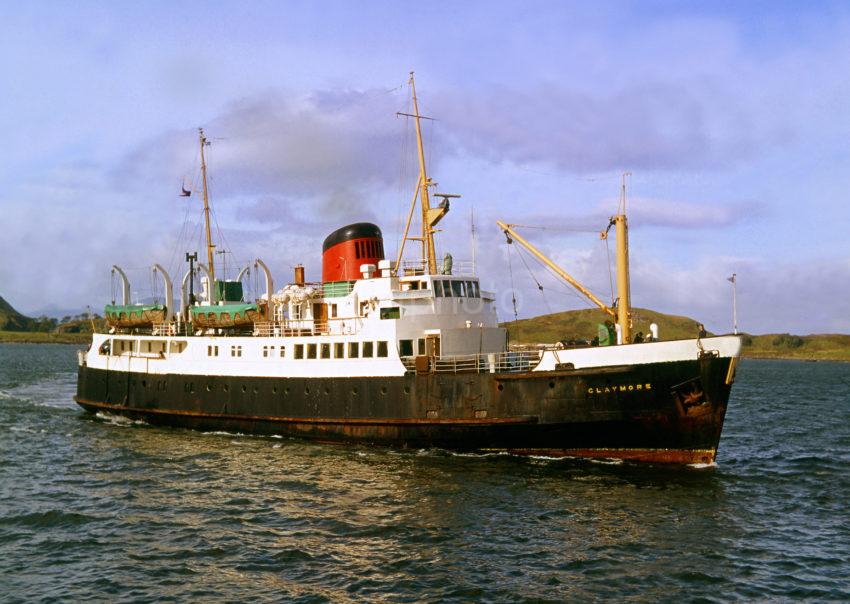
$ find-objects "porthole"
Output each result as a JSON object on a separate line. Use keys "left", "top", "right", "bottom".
{"left": 223, "top": 384, "right": 229, "bottom": 393}
{"left": 497, "top": 383, "right": 504, "bottom": 391}
{"left": 272, "top": 386, "right": 278, "bottom": 394}
{"left": 549, "top": 381, "right": 555, "bottom": 389}
{"left": 380, "top": 386, "right": 388, "bottom": 395}
{"left": 305, "top": 386, "right": 310, "bottom": 394}
{"left": 253, "top": 386, "right": 258, "bottom": 394}
{"left": 352, "top": 387, "right": 359, "bottom": 395}
{"left": 206, "top": 384, "right": 212, "bottom": 392}
{"left": 141, "top": 380, "right": 147, "bottom": 388}
{"left": 324, "top": 387, "right": 330, "bottom": 394}
{"left": 242, "top": 385, "right": 247, "bottom": 393}
{"left": 284, "top": 387, "right": 290, "bottom": 395}
{"left": 403, "top": 386, "right": 410, "bottom": 394}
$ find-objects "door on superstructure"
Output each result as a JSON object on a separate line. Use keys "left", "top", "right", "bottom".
{"left": 312, "top": 302, "right": 328, "bottom": 333}
{"left": 425, "top": 334, "right": 441, "bottom": 358}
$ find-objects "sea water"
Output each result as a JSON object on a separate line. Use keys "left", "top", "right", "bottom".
{"left": 1, "top": 343, "right": 848, "bottom": 602}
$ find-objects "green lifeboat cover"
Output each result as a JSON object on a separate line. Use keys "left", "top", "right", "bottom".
{"left": 191, "top": 303, "right": 257, "bottom": 320}
{"left": 104, "top": 304, "right": 165, "bottom": 319}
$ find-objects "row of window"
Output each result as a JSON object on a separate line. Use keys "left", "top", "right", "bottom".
{"left": 208, "top": 345, "right": 245, "bottom": 357}
{"left": 293, "top": 341, "right": 389, "bottom": 360}
{"left": 206, "top": 341, "right": 391, "bottom": 360}
{"left": 433, "top": 279, "right": 480, "bottom": 298}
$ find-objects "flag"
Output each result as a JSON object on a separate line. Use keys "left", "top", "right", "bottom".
{"left": 180, "top": 185, "right": 191, "bottom": 197}
{"left": 727, "top": 274, "right": 736, "bottom": 283}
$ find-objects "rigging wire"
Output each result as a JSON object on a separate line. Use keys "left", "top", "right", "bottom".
{"left": 504, "top": 238, "right": 519, "bottom": 322}
{"left": 512, "top": 243, "right": 553, "bottom": 316}
{"left": 603, "top": 234, "right": 615, "bottom": 306}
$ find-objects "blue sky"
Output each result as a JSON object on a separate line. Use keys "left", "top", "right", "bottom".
{"left": 2, "top": 1, "right": 849, "bottom": 334}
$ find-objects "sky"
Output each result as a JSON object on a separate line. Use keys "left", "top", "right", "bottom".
{"left": 2, "top": 0, "right": 850, "bottom": 334}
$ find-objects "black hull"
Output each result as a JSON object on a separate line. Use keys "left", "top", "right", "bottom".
{"left": 75, "top": 355, "right": 735, "bottom": 464}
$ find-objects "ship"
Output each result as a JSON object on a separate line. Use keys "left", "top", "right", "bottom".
{"left": 75, "top": 73, "right": 742, "bottom": 464}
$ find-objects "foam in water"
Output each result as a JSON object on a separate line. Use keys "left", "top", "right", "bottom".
{"left": 94, "top": 411, "right": 147, "bottom": 427}
{"left": 3, "top": 372, "right": 77, "bottom": 409}
{"left": 688, "top": 462, "right": 717, "bottom": 469}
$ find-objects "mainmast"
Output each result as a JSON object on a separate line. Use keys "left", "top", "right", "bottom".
{"left": 409, "top": 73, "right": 437, "bottom": 274}
{"left": 395, "top": 73, "right": 456, "bottom": 276}
{"left": 199, "top": 128, "right": 216, "bottom": 284}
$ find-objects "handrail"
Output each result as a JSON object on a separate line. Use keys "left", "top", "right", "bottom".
{"left": 400, "top": 350, "right": 541, "bottom": 374}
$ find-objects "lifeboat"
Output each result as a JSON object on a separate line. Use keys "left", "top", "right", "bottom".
{"left": 104, "top": 304, "right": 167, "bottom": 328}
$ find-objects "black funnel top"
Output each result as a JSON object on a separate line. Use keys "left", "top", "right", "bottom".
{"left": 322, "top": 222, "right": 383, "bottom": 252}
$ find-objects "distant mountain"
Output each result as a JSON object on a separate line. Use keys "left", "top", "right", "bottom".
{"left": 0, "top": 296, "right": 37, "bottom": 331}
{"left": 501, "top": 306, "right": 711, "bottom": 344}
{"left": 21, "top": 303, "right": 89, "bottom": 320}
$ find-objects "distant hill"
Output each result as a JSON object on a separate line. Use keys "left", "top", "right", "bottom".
{"left": 501, "top": 306, "right": 709, "bottom": 344}
{"left": 0, "top": 296, "right": 37, "bottom": 331}
{"left": 501, "top": 307, "right": 850, "bottom": 361}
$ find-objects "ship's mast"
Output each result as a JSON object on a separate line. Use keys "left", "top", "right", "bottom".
{"left": 199, "top": 128, "right": 216, "bottom": 284}
{"left": 613, "top": 173, "right": 631, "bottom": 343}
{"left": 409, "top": 73, "right": 437, "bottom": 274}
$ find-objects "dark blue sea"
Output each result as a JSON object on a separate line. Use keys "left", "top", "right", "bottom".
{"left": 1, "top": 343, "right": 848, "bottom": 602}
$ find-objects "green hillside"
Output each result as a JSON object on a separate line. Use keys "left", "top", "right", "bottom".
{"left": 501, "top": 306, "right": 710, "bottom": 344}
{"left": 0, "top": 296, "right": 104, "bottom": 343}
{"left": 0, "top": 296, "right": 36, "bottom": 331}
{"left": 501, "top": 308, "right": 850, "bottom": 361}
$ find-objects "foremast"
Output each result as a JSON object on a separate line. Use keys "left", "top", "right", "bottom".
{"left": 611, "top": 173, "right": 631, "bottom": 343}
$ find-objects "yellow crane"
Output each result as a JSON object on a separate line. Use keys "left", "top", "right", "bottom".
{"left": 497, "top": 174, "right": 633, "bottom": 343}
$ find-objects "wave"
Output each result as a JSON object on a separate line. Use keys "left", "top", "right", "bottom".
{"left": 93, "top": 411, "right": 148, "bottom": 427}
{"left": 1, "top": 371, "right": 77, "bottom": 409}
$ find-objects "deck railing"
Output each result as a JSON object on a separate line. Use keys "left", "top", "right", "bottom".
{"left": 400, "top": 350, "right": 541, "bottom": 375}
{"left": 399, "top": 259, "right": 476, "bottom": 277}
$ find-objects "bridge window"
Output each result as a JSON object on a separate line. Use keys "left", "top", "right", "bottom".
{"left": 377, "top": 341, "right": 388, "bottom": 357}
{"left": 363, "top": 342, "right": 374, "bottom": 358}
{"left": 399, "top": 339, "right": 413, "bottom": 357}
{"left": 321, "top": 343, "right": 331, "bottom": 359}
{"left": 294, "top": 344, "right": 304, "bottom": 359}
{"left": 230, "top": 345, "right": 242, "bottom": 357}
{"left": 451, "top": 280, "right": 464, "bottom": 297}
{"left": 279, "top": 346, "right": 286, "bottom": 358}
{"left": 334, "top": 342, "right": 344, "bottom": 358}
{"left": 307, "top": 343, "right": 317, "bottom": 359}
{"left": 208, "top": 345, "right": 219, "bottom": 357}
{"left": 348, "top": 342, "right": 360, "bottom": 358}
